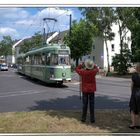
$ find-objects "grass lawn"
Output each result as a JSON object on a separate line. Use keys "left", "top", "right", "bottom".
{"left": 0, "top": 109, "right": 140, "bottom": 134}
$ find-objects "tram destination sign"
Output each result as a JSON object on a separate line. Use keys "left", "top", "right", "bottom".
{"left": 58, "top": 50, "right": 69, "bottom": 55}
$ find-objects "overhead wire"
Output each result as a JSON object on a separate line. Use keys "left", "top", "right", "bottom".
{"left": 20, "top": 8, "right": 45, "bottom": 38}
{"left": 0, "top": 7, "right": 71, "bottom": 40}
{"left": 24, "top": 7, "right": 70, "bottom": 37}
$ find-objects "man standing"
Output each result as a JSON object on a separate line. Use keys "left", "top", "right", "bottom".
{"left": 75, "top": 59, "right": 99, "bottom": 123}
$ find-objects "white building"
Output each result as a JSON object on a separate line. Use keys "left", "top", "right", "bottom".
{"left": 83, "top": 23, "right": 131, "bottom": 70}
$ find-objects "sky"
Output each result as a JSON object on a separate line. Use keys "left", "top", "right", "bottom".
{"left": 0, "top": 7, "right": 82, "bottom": 41}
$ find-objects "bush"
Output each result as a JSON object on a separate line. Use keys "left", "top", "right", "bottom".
{"left": 112, "top": 48, "right": 132, "bottom": 75}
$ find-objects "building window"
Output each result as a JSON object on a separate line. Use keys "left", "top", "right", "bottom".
{"left": 111, "top": 44, "right": 115, "bottom": 51}
{"left": 93, "top": 56, "right": 95, "bottom": 61}
{"left": 93, "top": 45, "right": 95, "bottom": 50}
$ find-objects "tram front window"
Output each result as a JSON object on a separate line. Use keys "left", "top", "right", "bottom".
{"left": 58, "top": 55, "right": 70, "bottom": 65}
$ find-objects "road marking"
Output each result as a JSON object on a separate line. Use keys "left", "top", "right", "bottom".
{"left": 0, "top": 89, "right": 47, "bottom": 98}
{"left": 0, "top": 74, "right": 15, "bottom": 77}
{"left": 64, "top": 82, "right": 80, "bottom": 85}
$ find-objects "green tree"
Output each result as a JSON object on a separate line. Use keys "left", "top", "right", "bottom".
{"left": 19, "top": 32, "right": 42, "bottom": 53}
{"left": 133, "top": 49, "right": 140, "bottom": 62}
{"left": 31, "top": 31, "right": 42, "bottom": 48}
{"left": 19, "top": 39, "right": 33, "bottom": 53}
{"left": 80, "top": 7, "right": 115, "bottom": 74}
{"left": 64, "top": 20, "right": 97, "bottom": 66}
{"left": 128, "top": 8, "right": 140, "bottom": 62}
{"left": 112, "top": 44, "right": 132, "bottom": 75}
{"left": 0, "top": 36, "right": 13, "bottom": 60}
{"left": 113, "top": 8, "right": 135, "bottom": 73}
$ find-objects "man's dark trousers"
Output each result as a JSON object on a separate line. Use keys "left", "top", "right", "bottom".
{"left": 81, "top": 92, "right": 95, "bottom": 122}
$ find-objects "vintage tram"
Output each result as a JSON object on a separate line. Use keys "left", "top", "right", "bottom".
{"left": 16, "top": 44, "right": 71, "bottom": 84}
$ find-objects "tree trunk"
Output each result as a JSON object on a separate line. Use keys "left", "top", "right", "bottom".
{"left": 105, "top": 38, "right": 110, "bottom": 76}
{"left": 119, "top": 24, "right": 124, "bottom": 75}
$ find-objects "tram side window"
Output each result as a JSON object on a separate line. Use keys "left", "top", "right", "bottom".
{"left": 29, "top": 55, "right": 32, "bottom": 64}
{"left": 34, "top": 55, "right": 38, "bottom": 65}
{"left": 46, "top": 53, "right": 51, "bottom": 65}
{"left": 50, "top": 54, "right": 58, "bottom": 65}
{"left": 41, "top": 53, "right": 45, "bottom": 65}
{"left": 25, "top": 56, "right": 30, "bottom": 64}
{"left": 31, "top": 55, "right": 34, "bottom": 65}
{"left": 34, "top": 54, "right": 42, "bottom": 65}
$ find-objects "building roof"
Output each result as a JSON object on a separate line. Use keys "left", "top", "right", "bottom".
{"left": 50, "top": 30, "right": 69, "bottom": 44}
{"left": 15, "top": 30, "right": 69, "bottom": 48}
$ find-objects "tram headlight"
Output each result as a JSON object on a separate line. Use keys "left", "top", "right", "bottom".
{"left": 62, "top": 72, "right": 66, "bottom": 77}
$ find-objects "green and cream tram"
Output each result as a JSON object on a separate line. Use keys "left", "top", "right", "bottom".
{"left": 16, "top": 44, "right": 71, "bottom": 84}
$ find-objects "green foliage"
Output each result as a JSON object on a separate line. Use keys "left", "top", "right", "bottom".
{"left": 114, "top": 8, "right": 140, "bottom": 64}
{"left": 112, "top": 46, "right": 132, "bottom": 75}
{"left": 132, "top": 49, "right": 140, "bottom": 62}
{"left": 32, "top": 32, "right": 42, "bottom": 48}
{"left": 19, "top": 39, "right": 34, "bottom": 53}
{"left": 80, "top": 7, "right": 115, "bottom": 72}
{"left": 0, "top": 36, "right": 13, "bottom": 57}
{"left": 115, "top": 8, "right": 136, "bottom": 30}
{"left": 113, "top": 8, "right": 134, "bottom": 74}
{"left": 82, "top": 8, "right": 115, "bottom": 35}
{"left": 129, "top": 8, "right": 140, "bottom": 62}
{"left": 19, "top": 32, "right": 42, "bottom": 53}
{"left": 64, "top": 20, "right": 97, "bottom": 66}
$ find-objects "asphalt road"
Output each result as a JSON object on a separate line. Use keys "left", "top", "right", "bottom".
{"left": 0, "top": 68, "right": 131, "bottom": 112}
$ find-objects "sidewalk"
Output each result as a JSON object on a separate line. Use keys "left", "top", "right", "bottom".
{"left": 71, "top": 72, "right": 131, "bottom": 83}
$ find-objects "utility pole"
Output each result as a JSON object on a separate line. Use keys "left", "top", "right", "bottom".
{"left": 43, "top": 18, "right": 57, "bottom": 45}
{"left": 43, "top": 21, "right": 46, "bottom": 45}
{"left": 69, "top": 14, "right": 72, "bottom": 37}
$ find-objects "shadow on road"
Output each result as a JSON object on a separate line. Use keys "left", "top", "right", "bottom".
{"left": 28, "top": 95, "right": 129, "bottom": 111}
